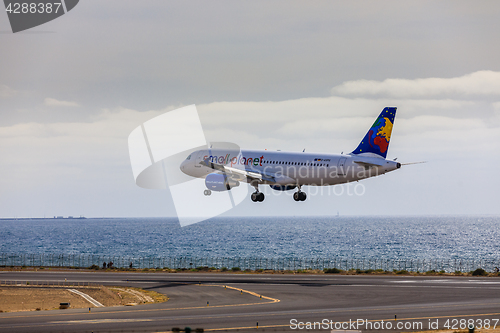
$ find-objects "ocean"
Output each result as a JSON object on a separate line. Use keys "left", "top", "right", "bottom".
{"left": 0, "top": 216, "right": 498, "bottom": 260}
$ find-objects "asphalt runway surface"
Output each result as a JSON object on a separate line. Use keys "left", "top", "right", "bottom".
{"left": 2, "top": 271, "right": 500, "bottom": 332}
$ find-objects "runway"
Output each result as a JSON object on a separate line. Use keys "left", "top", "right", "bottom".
{"left": 2, "top": 270, "right": 500, "bottom": 332}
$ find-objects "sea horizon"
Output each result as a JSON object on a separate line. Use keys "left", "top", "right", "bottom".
{"left": 1, "top": 215, "right": 499, "bottom": 261}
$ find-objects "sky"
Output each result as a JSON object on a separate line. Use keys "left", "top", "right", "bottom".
{"left": 1, "top": 1, "right": 499, "bottom": 219}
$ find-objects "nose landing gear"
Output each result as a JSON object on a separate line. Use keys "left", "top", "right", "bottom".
{"left": 293, "top": 191, "right": 306, "bottom": 202}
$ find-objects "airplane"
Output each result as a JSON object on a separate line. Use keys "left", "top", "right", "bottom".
{"left": 180, "top": 107, "right": 402, "bottom": 202}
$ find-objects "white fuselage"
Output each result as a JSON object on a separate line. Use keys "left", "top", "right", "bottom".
{"left": 180, "top": 149, "right": 400, "bottom": 187}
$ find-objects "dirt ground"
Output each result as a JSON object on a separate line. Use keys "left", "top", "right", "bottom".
{"left": 0, "top": 285, "right": 167, "bottom": 312}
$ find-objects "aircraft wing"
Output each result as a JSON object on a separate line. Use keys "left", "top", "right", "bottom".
{"left": 199, "top": 158, "right": 277, "bottom": 183}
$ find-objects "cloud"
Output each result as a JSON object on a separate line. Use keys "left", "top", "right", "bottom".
{"left": 2, "top": 71, "right": 500, "bottom": 217}
{"left": 493, "top": 101, "right": 500, "bottom": 111}
{"left": 196, "top": 96, "right": 486, "bottom": 154}
{"left": 1, "top": 95, "right": 499, "bottom": 218}
{"left": 44, "top": 98, "right": 81, "bottom": 107}
{"left": 331, "top": 71, "right": 500, "bottom": 98}
{"left": 197, "top": 96, "right": 473, "bottom": 129}
{"left": 0, "top": 84, "right": 16, "bottom": 98}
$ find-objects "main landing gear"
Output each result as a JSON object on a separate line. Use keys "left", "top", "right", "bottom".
{"left": 203, "top": 189, "right": 212, "bottom": 196}
{"left": 251, "top": 191, "right": 265, "bottom": 202}
{"left": 251, "top": 184, "right": 264, "bottom": 202}
{"left": 293, "top": 190, "right": 307, "bottom": 202}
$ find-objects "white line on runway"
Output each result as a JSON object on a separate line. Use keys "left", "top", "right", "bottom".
{"left": 391, "top": 280, "right": 500, "bottom": 284}
{"left": 0, "top": 279, "right": 156, "bottom": 284}
{"left": 391, "top": 279, "right": 453, "bottom": 283}
{"left": 50, "top": 318, "right": 153, "bottom": 324}
{"left": 68, "top": 289, "right": 104, "bottom": 307}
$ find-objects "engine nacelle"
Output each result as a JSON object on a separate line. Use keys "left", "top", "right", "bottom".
{"left": 269, "top": 185, "right": 296, "bottom": 191}
{"left": 205, "top": 173, "right": 240, "bottom": 191}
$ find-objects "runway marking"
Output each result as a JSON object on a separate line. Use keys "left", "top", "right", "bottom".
{"left": 50, "top": 318, "right": 154, "bottom": 324}
{"left": 329, "top": 283, "right": 500, "bottom": 291}
{"left": 0, "top": 279, "right": 157, "bottom": 284}
{"left": 392, "top": 279, "right": 453, "bottom": 283}
{"left": 200, "top": 283, "right": 280, "bottom": 303}
{"left": 68, "top": 289, "right": 104, "bottom": 307}
{"left": 3, "top": 282, "right": 500, "bottom": 332}
{"left": 151, "top": 312, "right": 500, "bottom": 332}
{"left": 7, "top": 308, "right": 500, "bottom": 331}
{"left": 2, "top": 297, "right": 500, "bottom": 322}
{"left": 392, "top": 279, "right": 500, "bottom": 284}
{"left": 0, "top": 283, "right": 280, "bottom": 320}
{"left": 112, "top": 287, "right": 154, "bottom": 303}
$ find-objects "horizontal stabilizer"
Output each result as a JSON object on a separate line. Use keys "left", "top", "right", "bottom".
{"left": 353, "top": 160, "right": 385, "bottom": 167}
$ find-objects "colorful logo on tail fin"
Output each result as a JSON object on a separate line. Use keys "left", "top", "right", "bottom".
{"left": 368, "top": 117, "right": 393, "bottom": 153}
{"left": 351, "top": 107, "right": 397, "bottom": 158}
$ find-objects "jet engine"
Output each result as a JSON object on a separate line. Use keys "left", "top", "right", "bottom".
{"left": 205, "top": 173, "right": 240, "bottom": 191}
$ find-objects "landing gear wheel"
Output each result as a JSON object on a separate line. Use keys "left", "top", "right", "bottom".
{"left": 204, "top": 189, "right": 212, "bottom": 196}
{"left": 251, "top": 192, "right": 265, "bottom": 202}
{"left": 293, "top": 191, "right": 307, "bottom": 201}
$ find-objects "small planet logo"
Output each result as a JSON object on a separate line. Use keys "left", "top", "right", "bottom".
{"left": 3, "top": 0, "right": 79, "bottom": 33}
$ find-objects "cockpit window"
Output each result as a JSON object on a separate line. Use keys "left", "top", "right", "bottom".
{"left": 187, "top": 154, "right": 191, "bottom": 160}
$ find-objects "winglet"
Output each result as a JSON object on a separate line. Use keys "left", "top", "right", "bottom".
{"left": 351, "top": 107, "right": 397, "bottom": 159}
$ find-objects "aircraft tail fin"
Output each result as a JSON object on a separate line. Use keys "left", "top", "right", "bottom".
{"left": 350, "top": 107, "right": 397, "bottom": 159}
